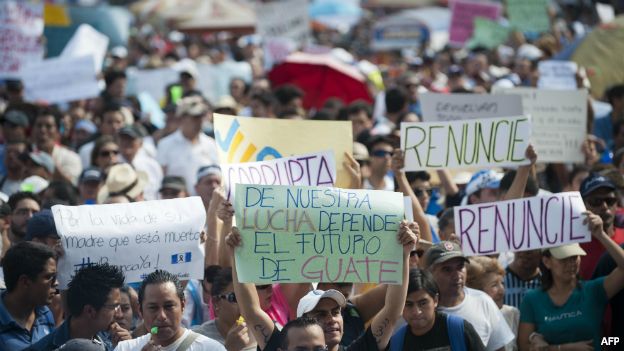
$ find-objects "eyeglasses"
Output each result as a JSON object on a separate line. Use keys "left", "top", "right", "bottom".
{"left": 102, "top": 303, "right": 121, "bottom": 312}
{"left": 587, "top": 196, "right": 618, "bottom": 207}
{"left": 410, "top": 250, "right": 424, "bottom": 258}
{"left": 371, "top": 150, "right": 392, "bottom": 158}
{"left": 255, "top": 284, "right": 272, "bottom": 290}
{"left": 414, "top": 188, "right": 433, "bottom": 197}
{"left": 99, "top": 150, "right": 119, "bottom": 157}
{"left": 217, "top": 292, "right": 237, "bottom": 303}
{"left": 287, "top": 347, "right": 328, "bottom": 351}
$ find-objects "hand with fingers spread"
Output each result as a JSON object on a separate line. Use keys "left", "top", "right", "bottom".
{"left": 583, "top": 211, "right": 605, "bottom": 238}
{"left": 343, "top": 152, "right": 362, "bottom": 189}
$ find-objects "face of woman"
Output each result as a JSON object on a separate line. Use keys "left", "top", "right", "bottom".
{"left": 403, "top": 289, "right": 438, "bottom": 335}
{"left": 96, "top": 142, "right": 120, "bottom": 170}
{"left": 214, "top": 283, "right": 240, "bottom": 326}
{"left": 481, "top": 273, "right": 505, "bottom": 309}
{"left": 544, "top": 255, "right": 581, "bottom": 282}
{"left": 115, "top": 292, "right": 134, "bottom": 330}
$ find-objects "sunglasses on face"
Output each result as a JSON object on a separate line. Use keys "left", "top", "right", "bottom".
{"left": 410, "top": 250, "right": 424, "bottom": 258}
{"left": 587, "top": 196, "right": 618, "bottom": 207}
{"left": 99, "top": 150, "right": 119, "bottom": 157}
{"left": 414, "top": 188, "right": 433, "bottom": 197}
{"left": 371, "top": 150, "right": 392, "bottom": 158}
{"left": 217, "top": 292, "right": 237, "bottom": 303}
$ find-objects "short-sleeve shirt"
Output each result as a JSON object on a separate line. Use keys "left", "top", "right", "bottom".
{"left": 0, "top": 292, "right": 55, "bottom": 351}
{"left": 262, "top": 325, "right": 379, "bottom": 351}
{"left": 519, "top": 277, "right": 609, "bottom": 350}
{"left": 115, "top": 329, "right": 225, "bottom": 351}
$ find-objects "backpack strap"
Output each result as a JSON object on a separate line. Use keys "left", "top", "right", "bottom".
{"left": 446, "top": 314, "right": 466, "bottom": 351}
{"left": 177, "top": 330, "right": 200, "bottom": 351}
{"left": 390, "top": 324, "right": 408, "bottom": 351}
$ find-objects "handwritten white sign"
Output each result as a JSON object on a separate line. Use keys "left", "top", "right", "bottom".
{"left": 420, "top": 93, "right": 523, "bottom": 122}
{"left": 53, "top": 197, "right": 206, "bottom": 288}
{"left": 0, "top": 1, "right": 44, "bottom": 78}
{"left": 61, "top": 24, "right": 109, "bottom": 72}
{"left": 256, "top": 0, "right": 310, "bottom": 44}
{"left": 454, "top": 192, "right": 590, "bottom": 256}
{"left": 537, "top": 60, "right": 578, "bottom": 90}
{"left": 223, "top": 150, "right": 336, "bottom": 202}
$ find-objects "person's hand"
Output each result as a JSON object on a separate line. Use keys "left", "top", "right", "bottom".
{"left": 562, "top": 340, "right": 593, "bottom": 351}
{"left": 208, "top": 187, "right": 225, "bottom": 213}
{"left": 397, "top": 220, "right": 419, "bottom": 256}
{"left": 528, "top": 332, "right": 548, "bottom": 351}
{"left": 217, "top": 200, "right": 235, "bottom": 223}
{"left": 391, "top": 148, "right": 404, "bottom": 173}
{"left": 141, "top": 339, "right": 163, "bottom": 351}
{"left": 226, "top": 227, "right": 243, "bottom": 250}
{"left": 225, "top": 322, "right": 252, "bottom": 351}
{"left": 109, "top": 322, "right": 132, "bottom": 346}
{"left": 581, "top": 136, "right": 601, "bottom": 166}
{"left": 525, "top": 144, "right": 537, "bottom": 166}
{"left": 343, "top": 152, "right": 362, "bottom": 189}
{"left": 583, "top": 211, "right": 605, "bottom": 238}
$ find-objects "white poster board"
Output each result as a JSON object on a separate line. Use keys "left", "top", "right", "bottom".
{"left": 401, "top": 115, "right": 531, "bottom": 171}
{"left": 61, "top": 24, "right": 109, "bottom": 72}
{"left": 0, "top": 1, "right": 44, "bottom": 78}
{"left": 454, "top": 192, "right": 590, "bottom": 256}
{"left": 420, "top": 93, "right": 523, "bottom": 122}
{"left": 537, "top": 60, "right": 578, "bottom": 90}
{"left": 256, "top": 0, "right": 310, "bottom": 44}
{"left": 53, "top": 197, "right": 206, "bottom": 289}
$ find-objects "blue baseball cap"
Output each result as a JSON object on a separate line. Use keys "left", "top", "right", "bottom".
{"left": 25, "top": 209, "right": 58, "bottom": 241}
{"left": 580, "top": 173, "right": 615, "bottom": 197}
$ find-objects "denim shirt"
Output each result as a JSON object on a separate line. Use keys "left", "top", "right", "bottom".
{"left": 26, "top": 318, "right": 110, "bottom": 351}
{"left": 0, "top": 291, "right": 55, "bottom": 351}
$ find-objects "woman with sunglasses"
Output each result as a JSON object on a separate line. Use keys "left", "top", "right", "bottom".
{"left": 91, "top": 135, "right": 120, "bottom": 173}
{"left": 518, "top": 212, "right": 624, "bottom": 351}
{"left": 193, "top": 267, "right": 257, "bottom": 351}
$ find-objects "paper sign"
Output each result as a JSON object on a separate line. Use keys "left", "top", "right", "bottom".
{"left": 449, "top": 0, "right": 501, "bottom": 46}
{"left": 454, "top": 192, "right": 590, "bottom": 256}
{"left": 506, "top": 0, "right": 550, "bottom": 34}
{"left": 401, "top": 115, "right": 531, "bottom": 171}
{"left": 0, "top": 1, "right": 44, "bottom": 78}
{"left": 466, "top": 18, "right": 510, "bottom": 50}
{"left": 214, "top": 114, "right": 352, "bottom": 188}
{"left": 223, "top": 150, "right": 337, "bottom": 202}
{"left": 256, "top": 0, "right": 309, "bottom": 44}
{"left": 371, "top": 21, "right": 429, "bottom": 51}
{"left": 53, "top": 198, "right": 206, "bottom": 289}
{"left": 21, "top": 55, "right": 100, "bottom": 104}
{"left": 420, "top": 93, "right": 523, "bottom": 122}
{"left": 61, "top": 24, "right": 109, "bottom": 72}
{"left": 537, "top": 60, "right": 578, "bottom": 90}
{"left": 492, "top": 87, "right": 587, "bottom": 163}
{"left": 234, "top": 184, "right": 404, "bottom": 283}
{"left": 596, "top": 3, "right": 615, "bottom": 24}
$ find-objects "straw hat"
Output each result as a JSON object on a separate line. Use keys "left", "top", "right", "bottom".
{"left": 97, "top": 163, "right": 148, "bottom": 203}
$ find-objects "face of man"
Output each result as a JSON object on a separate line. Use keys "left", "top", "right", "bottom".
{"left": 584, "top": 187, "right": 617, "bottom": 231}
{"left": 412, "top": 179, "right": 432, "bottom": 210}
{"left": 250, "top": 98, "right": 271, "bottom": 118}
{"left": 141, "top": 282, "right": 185, "bottom": 347}
{"left": 32, "top": 115, "right": 58, "bottom": 146}
{"left": 369, "top": 142, "right": 393, "bottom": 175}
{"left": 93, "top": 288, "right": 122, "bottom": 333}
{"left": 101, "top": 111, "right": 125, "bottom": 135}
{"left": 512, "top": 249, "right": 542, "bottom": 273}
{"left": 11, "top": 198, "right": 40, "bottom": 238}
{"left": 195, "top": 175, "right": 221, "bottom": 203}
{"left": 279, "top": 324, "right": 326, "bottom": 351}
{"left": 118, "top": 134, "right": 142, "bottom": 162}
{"left": 348, "top": 111, "right": 372, "bottom": 139}
{"left": 107, "top": 78, "right": 127, "bottom": 98}
{"left": 304, "top": 299, "right": 343, "bottom": 347}
{"left": 430, "top": 257, "right": 467, "bottom": 300}
{"left": 4, "top": 142, "right": 26, "bottom": 171}
{"left": 115, "top": 292, "right": 134, "bottom": 331}
{"left": 79, "top": 180, "right": 103, "bottom": 203}
{"left": 2, "top": 122, "right": 27, "bottom": 142}
{"left": 27, "top": 257, "right": 58, "bottom": 306}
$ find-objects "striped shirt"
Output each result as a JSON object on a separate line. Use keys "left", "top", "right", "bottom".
{"left": 504, "top": 267, "right": 542, "bottom": 308}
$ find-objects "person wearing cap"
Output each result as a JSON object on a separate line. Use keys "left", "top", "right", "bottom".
{"left": 0, "top": 242, "right": 57, "bottom": 350}
{"left": 119, "top": 124, "right": 163, "bottom": 201}
{"left": 97, "top": 163, "right": 148, "bottom": 204}
{"left": 157, "top": 96, "right": 218, "bottom": 196}
{"left": 0, "top": 139, "right": 27, "bottom": 196}
{"left": 159, "top": 176, "right": 188, "bottom": 199}
{"left": 423, "top": 241, "right": 514, "bottom": 350}
{"left": 54, "top": 338, "right": 106, "bottom": 351}
{"left": 579, "top": 173, "right": 624, "bottom": 280}
{"left": 227, "top": 220, "right": 419, "bottom": 351}
{"left": 517, "top": 212, "right": 624, "bottom": 351}
{"left": 195, "top": 165, "right": 222, "bottom": 210}
{"left": 78, "top": 167, "right": 105, "bottom": 205}
{"left": 24, "top": 151, "right": 55, "bottom": 181}
{"left": 71, "top": 119, "right": 97, "bottom": 150}
{"left": 25, "top": 209, "right": 60, "bottom": 248}
{"left": 7, "top": 192, "right": 41, "bottom": 244}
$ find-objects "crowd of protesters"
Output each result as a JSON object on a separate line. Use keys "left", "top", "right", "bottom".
{"left": 1, "top": 1, "right": 624, "bottom": 350}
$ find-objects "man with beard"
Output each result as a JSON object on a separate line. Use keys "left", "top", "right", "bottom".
{"left": 579, "top": 173, "right": 624, "bottom": 279}
{"left": 7, "top": 192, "right": 41, "bottom": 244}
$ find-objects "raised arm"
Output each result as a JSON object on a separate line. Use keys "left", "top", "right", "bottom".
{"left": 585, "top": 211, "right": 624, "bottom": 299}
{"left": 501, "top": 144, "right": 537, "bottom": 201}
{"left": 227, "top": 228, "right": 276, "bottom": 350}
{"left": 205, "top": 188, "right": 224, "bottom": 268}
{"left": 217, "top": 199, "right": 235, "bottom": 268}
{"left": 344, "top": 152, "right": 363, "bottom": 189}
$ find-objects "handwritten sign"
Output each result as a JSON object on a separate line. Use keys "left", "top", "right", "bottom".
{"left": 492, "top": 87, "right": 587, "bottom": 163}
{"left": 0, "top": 1, "right": 44, "bottom": 78}
{"left": 61, "top": 24, "right": 109, "bottom": 72}
{"left": 454, "top": 192, "right": 590, "bottom": 256}
{"left": 401, "top": 115, "right": 531, "bottom": 171}
{"left": 506, "top": 0, "right": 550, "bottom": 34}
{"left": 449, "top": 0, "right": 501, "bottom": 46}
{"left": 466, "top": 18, "right": 510, "bottom": 50}
{"left": 537, "top": 60, "right": 578, "bottom": 90}
{"left": 214, "top": 114, "right": 352, "bottom": 188}
{"left": 234, "top": 184, "right": 404, "bottom": 284}
{"left": 371, "top": 20, "right": 429, "bottom": 51}
{"left": 52, "top": 198, "right": 206, "bottom": 289}
{"left": 420, "top": 93, "right": 523, "bottom": 122}
{"left": 256, "top": 0, "right": 309, "bottom": 44}
{"left": 223, "top": 150, "right": 336, "bottom": 202}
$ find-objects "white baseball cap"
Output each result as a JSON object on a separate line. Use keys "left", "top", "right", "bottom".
{"left": 297, "top": 289, "right": 347, "bottom": 318}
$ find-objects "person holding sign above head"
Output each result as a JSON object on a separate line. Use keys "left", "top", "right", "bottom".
{"left": 226, "top": 220, "right": 418, "bottom": 351}
{"left": 518, "top": 212, "right": 624, "bottom": 351}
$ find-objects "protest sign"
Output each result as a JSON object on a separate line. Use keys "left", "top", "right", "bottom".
{"left": 492, "top": 87, "right": 587, "bottom": 163}
{"left": 420, "top": 93, "right": 523, "bottom": 122}
{"left": 449, "top": 0, "right": 501, "bottom": 46}
{"left": 401, "top": 115, "right": 531, "bottom": 171}
{"left": 223, "top": 150, "right": 337, "bottom": 202}
{"left": 0, "top": 1, "right": 44, "bottom": 78}
{"left": 537, "top": 60, "right": 578, "bottom": 90}
{"left": 466, "top": 18, "right": 510, "bottom": 50}
{"left": 53, "top": 197, "right": 206, "bottom": 289}
{"left": 371, "top": 20, "right": 429, "bottom": 51}
{"left": 506, "top": 0, "right": 550, "bottom": 34}
{"left": 21, "top": 55, "right": 100, "bottom": 104}
{"left": 454, "top": 192, "right": 590, "bottom": 256}
{"left": 61, "top": 24, "right": 109, "bottom": 72}
{"left": 596, "top": 3, "right": 615, "bottom": 24}
{"left": 256, "top": 0, "right": 309, "bottom": 44}
{"left": 214, "top": 114, "right": 352, "bottom": 188}
{"left": 234, "top": 184, "right": 404, "bottom": 283}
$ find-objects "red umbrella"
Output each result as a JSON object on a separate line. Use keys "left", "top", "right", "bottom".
{"left": 268, "top": 52, "right": 373, "bottom": 110}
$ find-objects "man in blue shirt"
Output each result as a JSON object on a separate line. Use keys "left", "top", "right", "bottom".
{"left": 0, "top": 241, "right": 57, "bottom": 350}
{"left": 592, "top": 84, "right": 624, "bottom": 152}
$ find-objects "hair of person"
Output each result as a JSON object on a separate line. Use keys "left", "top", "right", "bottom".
{"left": 605, "top": 84, "right": 624, "bottom": 105}
{"left": 101, "top": 102, "right": 126, "bottom": 116}
{"left": 465, "top": 256, "right": 504, "bottom": 290}
{"left": 499, "top": 170, "right": 539, "bottom": 196}
{"left": 0, "top": 203, "right": 11, "bottom": 218}
{"left": 210, "top": 267, "right": 233, "bottom": 296}
{"left": 539, "top": 250, "right": 580, "bottom": 291}
{"left": 311, "top": 109, "right": 334, "bottom": 121}
{"left": 280, "top": 317, "right": 324, "bottom": 350}
{"left": 366, "top": 134, "right": 399, "bottom": 153}
{"left": 406, "top": 171, "right": 431, "bottom": 184}
{"left": 104, "top": 70, "right": 127, "bottom": 87}
{"left": 250, "top": 90, "right": 275, "bottom": 108}
{"left": 204, "top": 265, "right": 222, "bottom": 284}
{"left": 44, "top": 180, "right": 79, "bottom": 206}
{"left": 138, "top": 269, "right": 184, "bottom": 307}
{"left": 120, "top": 285, "right": 133, "bottom": 298}
{"left": 90, "top": 135, "right": 118, "bottom": 166}
{"left": 273, "top": 84, "right": 304, "bottom": 105}
{"left": 346, "top": 100, "right": 373, "bottom": 121}
{"left": 8, "top": 191, "right": 41, "bottom": 212}
{"left": 1, "top": 241, "right": 56, "bottom": 292}
{"left": 35, "top": 106, "right": 62, "bottom": 129}
{"left": 230, "top": 77, "right": 249, "bottom": 95}
{"left": 568, "top": 165, "right": 589, "bottom": 185}
{"left": 437, "top": 207, "right": 455, "bottom": 233}
{"left": 67, "top": 263, "right": 125, "bottom": 316}
{"left": 407, "top": 268, "right": 439, "bottom": 298}
{"left": 385, "top": 86, "right": 408, "bottom": 114}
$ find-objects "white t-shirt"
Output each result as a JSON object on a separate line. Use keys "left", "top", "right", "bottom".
{"left": 114, "top": 329, "right": 225, "bottom": 351}
{"left": 128, "top": 150, "right": 163, "bottom": 201}
{"left": 157, "top": 130, "right": 218, "bottom": 195}
{"left": 48, "top": 145, "right": 82, "bottom": 185}
{"left": 438, "top": 287, "right": 514, "bottom": 351}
